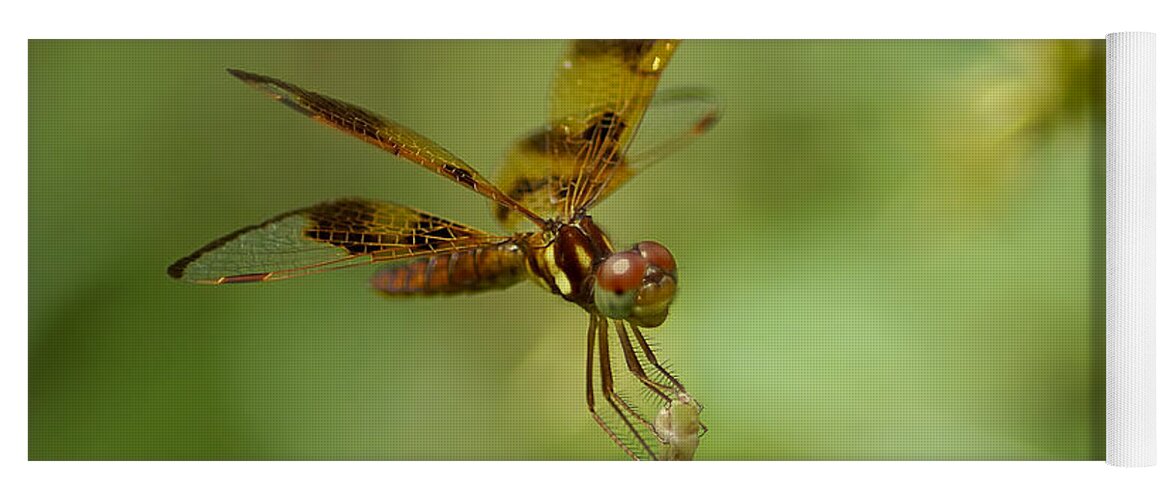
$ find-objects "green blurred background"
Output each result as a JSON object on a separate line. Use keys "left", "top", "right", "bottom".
{"left": 29, "top": 40, "right": 1104, "bottom": 460}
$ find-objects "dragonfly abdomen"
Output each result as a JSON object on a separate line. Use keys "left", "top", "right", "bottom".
{"left": 371, "top": 242, "right": 525, "bottom": 296}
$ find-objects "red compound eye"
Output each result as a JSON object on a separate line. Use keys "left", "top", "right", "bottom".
{"left": 635, "top": 241, "right": 676, "bottom": 273}
{"left": 596, "top": 251, "right": 648, "bottom": 295}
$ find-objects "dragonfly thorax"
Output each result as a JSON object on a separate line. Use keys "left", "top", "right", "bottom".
{"left": 526, "top": 217, "right": 613, "bottom": 306}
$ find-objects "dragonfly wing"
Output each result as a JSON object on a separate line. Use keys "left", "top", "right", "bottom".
{"left": 590, "top": 86, "right": 721, "bottom": 207}
{"left": 491, "top": 40, "right": 680, "bottom": 227}
{"left": 550, "top": 40, "right": 679, "bottom": 217}
{"left": 168, "top": 199, "right": 510, "bottom": 284}
{"left": 228, "top": 69, "right": 546, "bottom": 227}
{"left": 494, "top": 85, "right": 719, "bottom": 228}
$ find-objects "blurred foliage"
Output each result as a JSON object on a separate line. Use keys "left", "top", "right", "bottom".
{"left": 29, "top": 40, "right": 1103, "bottom": 459}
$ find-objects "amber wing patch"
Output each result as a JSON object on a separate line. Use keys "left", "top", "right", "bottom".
{"left": 168, "top": 199, "right": 508, "bottom": 284}
{"left": 228, "top": 69, "right": 545, "bottom": 226}
{"left": 495, "top": 49, "right": 723, "bottom": 228}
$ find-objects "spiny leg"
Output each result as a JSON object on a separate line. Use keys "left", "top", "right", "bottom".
{"left": 631, "top": 323, "right": 707, "bottom": 435}
{"left": 600, "top": 319, "right": 661, "bottom": 435}
{"left": 615, "top": 320, "right": 674, "bottom": 402}
{"left": 630, "top": 323, "right": 685, "bottom": 392}
{"left": 586, "top": 314, "right": 639, "bottom": 460}
{"left": 597, "top": 318, "right": 659, "bottom": 460}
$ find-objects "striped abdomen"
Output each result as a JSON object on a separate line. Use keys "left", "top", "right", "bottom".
{"left": 371, "top": 242, "right": 526, "bottom": 296}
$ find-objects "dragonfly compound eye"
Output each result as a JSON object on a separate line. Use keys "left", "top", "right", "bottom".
{"left": 635, "top": 241, "right": 676, "bottom": 274}
{"left": 594, "top": 251, "right": 647, "bottom": 319}
{"left": 594, "top": 248, "right": 677, "bottom": 327}
{"left": 631, "top": 270, "right": 676, "bottom": 328}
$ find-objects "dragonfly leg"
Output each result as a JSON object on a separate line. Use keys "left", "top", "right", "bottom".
{"left": 596, "top": 318, "right": 658, "bottom": 460}
{"left": 615, "top": 321, "right": 674, "bottom": 402}
{"left": 586, "top": 314, "right": 639, "bottom": 460}
{"left": 631, "top": 323, "right": 707, "bottom": 435}
{"left": 629, "top": 323, "right": 686, "bottom": 392}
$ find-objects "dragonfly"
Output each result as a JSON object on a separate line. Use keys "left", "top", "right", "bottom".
{"left": 168, "top": 40, "right": 720, "bottom": 460}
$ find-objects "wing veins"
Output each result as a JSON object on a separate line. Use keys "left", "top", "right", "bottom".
{"left": 227, "top": 69, "right": 549, "bottom": 228}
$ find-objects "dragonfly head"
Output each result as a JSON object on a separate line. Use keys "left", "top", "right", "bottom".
{"left": 594, "top": 241, "right": 677, "bottom": 328}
